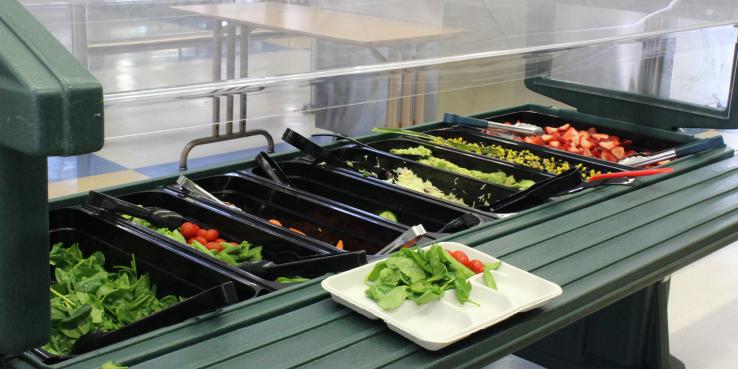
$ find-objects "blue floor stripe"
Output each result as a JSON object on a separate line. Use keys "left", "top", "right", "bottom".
{"left": 48, "top": 154, "right": 128, "bottom": 182}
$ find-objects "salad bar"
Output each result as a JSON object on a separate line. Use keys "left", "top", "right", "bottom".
{"left": 9, "top": 105, "right": 736, "bottom": 368}
{"left": 5, "top": 2, "right": 738, "bottom": 368}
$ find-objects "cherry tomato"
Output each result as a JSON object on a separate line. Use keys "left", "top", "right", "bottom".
{"left": 204, "top": 229, "right": 220, "bottom": 242}
{"left": 215, "top": 238, "right": 226, "bottom": 244}
{"left": 179, "top": 222, "right": 200, "bottom": 239}
{"left": 197, "top": 228, "right": 207, "bottom": 238}
{"left": 186, "top": 238, "right": 194, "bottom": 245}
{"left": 229, "top": 242, "right": 238, "bottom": 246}
{"left": 192, "top": 236, "right": 208, "bottom": 246}
{"left": 468, "top": 259, "right": 485, "bottom": 274}
{"left": 450, "top": 250, "right": 470, "bottom": 266}
{"left": 205, "top": 242, "right": 223, "bottom": 252}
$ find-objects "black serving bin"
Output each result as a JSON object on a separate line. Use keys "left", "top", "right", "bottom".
{"left": 367, "top": 137, "right": 552, "bottom": 183}
{"left": 175, "top": 174, "right": 407, "bottom": 254}
{"left": 244, "top": 160, "right": 492, "bottom": 232}
{"left": 480, "top": 110, "right": 685, "bottom": 153}
{"left": 35, "top": 207, "right": 264, "bottom": 363}
{"left": 109, "top": 189, "right": 354, "bottom": 284}
{"left": 425, "top": 127, "right": 632, "bottom": 175}
{"left": 326, "top": 145, "right": 517, "bottom": 209}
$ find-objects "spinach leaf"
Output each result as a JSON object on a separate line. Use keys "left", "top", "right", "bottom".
{"left": 43, "top": 244, "right": 183, "bottom": 356}
{"left": 377, "top": 286, "right": 408, "bottom": 311}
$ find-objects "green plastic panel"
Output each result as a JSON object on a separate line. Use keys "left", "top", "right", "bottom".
{"left": 0, "top": 0, "right": 103, "bottom": 156}
{"left": 524, "top": 43, "right": 738, "bottom": 130}
{"left": 0, "top": 0, "right": 103, "bottom": 355}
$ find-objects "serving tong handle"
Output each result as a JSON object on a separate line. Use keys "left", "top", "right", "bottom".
{"left": 376, "top": 225, "right": 427, "bottom": 255}
{"left": 283, "top": 128, "right": 349, "bottom": 168}
{"left": 444, "top": 113, "right": 544, "bottom": 136}
{"left": 255, "top": 151, "right": 294, "bottom": 187}
{"left": 176, "top": 175, "right": 243, "bottom": 212}
{"left": 86, "top": 191, "right": 184, "bottom": 229}
{"left": 619, "top": 136, "right": 724, "bottom": 167}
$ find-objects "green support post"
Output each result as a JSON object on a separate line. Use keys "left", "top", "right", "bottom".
{"left": 0, "top": 1, "right": 103, "bottom": 354}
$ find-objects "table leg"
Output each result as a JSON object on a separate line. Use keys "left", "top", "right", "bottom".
{"left": 226, "top": 24, "right": 236, "bottom": 135}
{"left": 518, "top": 280, "right": 683, "bottom": 369}
{"left": 386, "top": 47, "right": 400, "bottom": 128}
{"left": 414, "top": 69, "right": 427, "bottom": 124}
{"left": 400, "top": 70, "right": 415, "bottom": 127}
{"left": 239, "top": 25, "right": 251, "bottom": 133}
{"left": 211, "top": 20, "right": 223, "bottom": 138}
{"left": 179, "top": 21, "right": 273, "bottom": 171}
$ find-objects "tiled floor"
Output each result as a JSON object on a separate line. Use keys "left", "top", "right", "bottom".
{"left": 29, "top": 5, "right": 738, "bottom": 368}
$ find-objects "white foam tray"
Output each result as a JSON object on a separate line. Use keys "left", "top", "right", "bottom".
{"left": 321, "top": 242, "right": 563, "bottom": 351}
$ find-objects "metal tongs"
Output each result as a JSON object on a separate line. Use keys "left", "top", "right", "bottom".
{"left": 86, "top": 191, "right": 184, "bottom": 229}
{"left": 376, "top": 225, "right": 427, "bottom": 255}
{"left": 444, "top": 113, "right": 544, "bottom": 137}
{"left": 487, "top": 167, "right": 673, "bottom": 213}
{"left": 176, "top": 175, "right": 243, "bottom": 212}
{"left": 619, "top": 135, "right": 725, "bottom": 167}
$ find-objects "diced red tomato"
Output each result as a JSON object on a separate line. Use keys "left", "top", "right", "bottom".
{"left": 599, "top": 141, "right": 616, "bottom": 150}
{"left": 544, "top": 126, "right": 559, "bottom": 135}
{"left": 592, "top": 147, "right": 603, "bottom": 157}
{"left": 588, "top": 127, "right": 597, "bottom": 134}
{"left": 611, "top": 146, "right": 625, "bottom": 160}
{"left": 562, "top": 127, "right": 580, "bottom": 143}
{"left": 529, "top": 136, "right": 544, "bottom": 145}
{"left": 592, "top": 133, "right": 610, "bottom": 140}
{"left": 580, "top": 137, "right": 594, "bottom": 149}
{"left": 583, "top": 147, "right": 593, "bottom": 157}
{"left": 579, "top": 130, "right": 590, "bottom": 138}
{"left": 548, "top": 141, "right": 561, "bottom": 148}
{"left": 524, "top": 136, "right": 535, "bottom": 144}
{"left": 600, "top": 151, "right": 617, "bottom": 162}
{"left": 558, "top": 123, "right": 571, "bottom": 131}
{"left": 566, "top": 145, "right": 582, "bottom": 154}
{"left": 541, "top": 134, "right": 554, "bottom": 142}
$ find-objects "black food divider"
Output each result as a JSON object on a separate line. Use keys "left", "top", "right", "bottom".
{"left": 368, "top": 137, "right": 552, "bottom": 183}
{"left": 244, "top": 161, "right": 492, "bottom": 232}
{"left": 176, "top": 175, "right": 406, "bottom": 254}
{"left": 326, "top": 145, "right": 517, "bottom": 209}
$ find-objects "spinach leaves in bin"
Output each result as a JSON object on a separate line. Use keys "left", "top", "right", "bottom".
{"left": 45, "top": 243, "right": 182, "bottom": 356}
{"left": 122, "top": 215, "right": 262, "bottom": 266}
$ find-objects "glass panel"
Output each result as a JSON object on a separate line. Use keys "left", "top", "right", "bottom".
{"left": 21, "top": 0, "right": 738, "bottom": 196}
